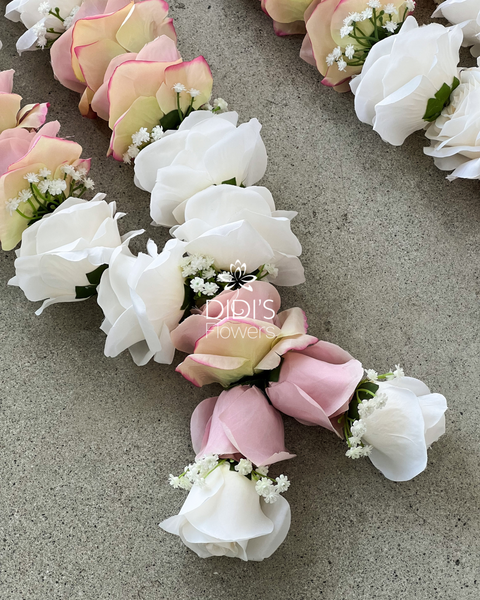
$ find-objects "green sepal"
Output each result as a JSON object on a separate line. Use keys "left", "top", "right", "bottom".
{"left": 180, "top": 282, "right": 196, "bottom": 322}
{"left": 86, "top": 264, "right": 108, "bottom": 285}
{"left": 348, "top": 381, "right": 379, "bottom": 421}
{"left": 180, "top": 283, "right": 193, "bottom": 311}
{"left": 269, "top": 360, "right": 283, "bottom": 383}
{"left": 75, "top": 264, "right": 108, "bottom": 299}
{"left": 224, "top": 360, "right": 283, "bottom": 391}
{"left": 221, "top": 177, "right": 237, "bottom": 186}
{"left": 356, "top": 381, "right": 379, "bottom": 399}
{"left": 225, "top": 371, "right": 270, "bottom": 391}
{"left": 75, "top": 284, "right": 98, "bottom": 299}
{"left": 160, "top": 109, "right": 183, "bottom": 131}
{"left": 423, "top": 77, "right": 460, "bottom": 122}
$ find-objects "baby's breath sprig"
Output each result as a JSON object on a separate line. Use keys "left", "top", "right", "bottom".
{"left": 123, "top": 90, "right": 229, "bottom": 163}
{"left": 178, "top": 255, "right": 279, "bottom": 320}
{"left": 6, "top": 165, "right": 94, "bottom": 225}
{"left": 35, "top": 3, "right": 80, "bottom": 49}
{"left": 169, "top": 455, "right": 290, "bottom": 503}
{"left": 326, "top": 0, "right": 415, "bottom": 73}
{"left": 123, "top": 126, "right": 165, "bottom": 164}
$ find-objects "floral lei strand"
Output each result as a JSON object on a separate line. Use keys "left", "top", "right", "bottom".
{"left": 261, "top": 0, "right": 480, "bottom": 181}
{"left": 1, "top": 0, "right": 447, "bottom": 561}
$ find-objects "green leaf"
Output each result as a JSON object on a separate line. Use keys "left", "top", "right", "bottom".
{"left": 269, "top": 360, "right": 283, "bottom": 383}
{"left": 75, "top": 284, "right": 98, "bottom": 299}
{"left": 423, "top": 77, "right": 460, "bottom": 122}
{"left": 180, "top": 282, "right": 194, "bottom": 311}
{"left": 348, "top": 380, "right": 379, "bottom": 421}
{"left": 225, "top": 371, "right": 270, "bottom": 391}
{"left": 86, "top": 264, "right": 108, "bottom": 285}
{"left": 356, "top": 381, "right": 379, "bottom": 401}
{"left": 75, "top": 264, "right": 108, "bottom": 299}
{"left": 221, "top": 177, "right": 237, "bottom": 186}
{"left": 160, "top": 109, "right": 183, "bottom": 131}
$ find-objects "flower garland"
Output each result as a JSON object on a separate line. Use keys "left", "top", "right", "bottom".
{"left": 262, "top": 0, "right": 480, "bottom": 181}
{"left": 1, "top": 0, "right": 448, "bottom": 561}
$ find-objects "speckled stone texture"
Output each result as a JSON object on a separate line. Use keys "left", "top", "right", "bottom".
{"left": 0, "top": 1, "right": 479, "bottom": 598}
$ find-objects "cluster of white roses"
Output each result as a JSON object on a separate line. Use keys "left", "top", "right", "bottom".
{"left": 9, "top": 109, "right": 305, "bottom": 367}
{"left": 351, "top": 11, "right": 480, "bottom": 181}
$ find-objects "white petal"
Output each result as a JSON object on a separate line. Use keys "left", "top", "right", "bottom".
{"left": 185, "top": 220, "right": 275, "bottom": 273}
{"left": 150, "top": 166, "right": 213, "bottom": 226}
{"left": 245, "top": 496, "right": 291, "bottom": 561}
{"left": 182, "top": 184, "right": 274, "bottom": 225}
{"left": 204, "top": 118, "right": 267, "bottom": 186}
{"left": 418, "top": 393, "right": 447, "bottom": 447}
{"left": 363, "top": 385, "right": 428, "bottom": 481}
{"left": 382, "top": 376, "right": 431, "bottom": 396}
{"left": 134, "top": 131, "right": 190, "bottom": 192}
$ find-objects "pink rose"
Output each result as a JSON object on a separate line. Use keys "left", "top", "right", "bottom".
{"left": 106, "top": 51, "right": 213, "bottom": 160}
{"left": 172, "top": 281, "right": 282, "bottom": 354}
{"left": 50, "top": 0, "right": 176, "bottom": 115}
{"left": 0, "top": 134, "right": 90, "bottom": 250}
{"left": 0, "top": 121, "right": 60, "bottom": 178}
{"left": 266, "top": 340, "right": 364, "bottom": 434}
{"left": 191, "top": 385, "right": 295, "bottom": 467}
{"left": 0, "top": 69, "right": 49, "bottom": 135}
{"left": 301, "top": 0, "right": 412, "bottom": 92}
{"left": 0, "top": 69, "right": 59, "bottom": 179}
{"left": 172, "top": 281, "right": 317, "bottom": 387}
{"left": 261, "top": 0, "right": 311, "bottom": 36}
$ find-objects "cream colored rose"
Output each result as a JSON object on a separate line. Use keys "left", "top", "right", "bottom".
{"left": 160, "top": 463, "right": 291, "bottom": 561}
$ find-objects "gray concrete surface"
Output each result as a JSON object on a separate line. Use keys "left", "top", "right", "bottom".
{"left": 1, "top": 1, "right": 479, "bottom": 598}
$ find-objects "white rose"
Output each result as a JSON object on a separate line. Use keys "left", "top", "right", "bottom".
{"left": 350, "top": 17, "right": 463, "bottom": 146}
{"left": 134, "top": 111, "right": 267, "bottom": 227}
{"left": 8, "top": 195, "right": 132, "bottom": 315}
{"left": 432, "top": 0, "right": 480, "bottom": 56}
{"left": 97, "top": 238, "right": 186, "bottom": 366}
{"left": 362, "top": 377, "right": 447, "bottom": 481}
{"left": 160, "top": 464, "right": 291, "bottom": 561}
{"left": 5, "top": 0, "right": 82, "bottom": 53}
{"left": 424, "top": 67, "right": 480, "bottom": 180}
{"left": 171, "top": 184, "right": 305, "bottom": 286}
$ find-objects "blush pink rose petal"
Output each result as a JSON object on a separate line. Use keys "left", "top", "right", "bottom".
{"left": 108, "top": 54, "right": 212, "bottom": 160}
{"left": 0, "top": 69, "right": 15, "bottom": 93}
{"left": 266, "top": 340, "right": 364, "bottom": 434}
{"left": 261, "top": 0, "right": 311, "bottom": 35}
{"left": 50, "top": 0, "right": 133, "bottom": 94}
{"left": 0, "top": 120, "right": 60, "bottom": 178}
{"left": 191, "top": 385, "right": 296, "bottom": 467}
{"left": 0, "top": 69, "right": 50, "bottom": 134}
{"left": 50, "top": 0, "right": 177, "bottom": 116}
{"left": 90, "top": 35, "right": 180, "bottom": 122}
{"left": 0, "top": 134, "right": 88, "bottom": 250}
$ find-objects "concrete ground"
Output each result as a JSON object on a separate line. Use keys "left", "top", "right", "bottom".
{"left": 1, "top": 1, "right": 479, "bottom": 598}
